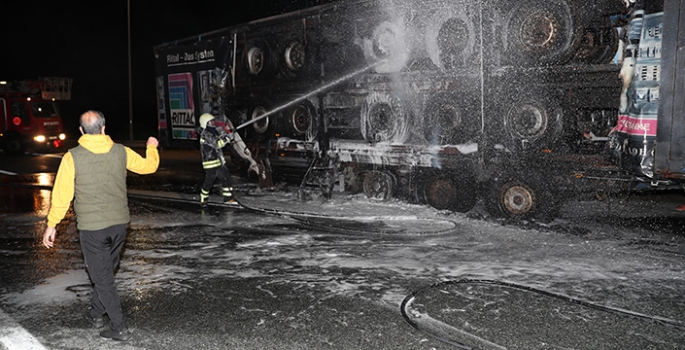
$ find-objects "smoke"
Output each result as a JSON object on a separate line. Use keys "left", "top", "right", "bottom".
{"left": 360, "top": 21, "right": 411, "bottom": 73}
{"left": 349, "top": 0, "right": 484, "bottom": 151}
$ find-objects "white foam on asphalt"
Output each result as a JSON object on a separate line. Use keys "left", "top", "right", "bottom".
{"left": 2, "top": 270, "right": 90, "bottom": 306}
{"left": 0, "top": 307, "right": 48, "bottom": 350}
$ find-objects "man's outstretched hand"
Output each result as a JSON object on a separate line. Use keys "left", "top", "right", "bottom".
{"left": 43, "top": 226, "right": 56, "bottom": 249}
{"left": 147, "top": 137, "right": 159, "bottom": 148}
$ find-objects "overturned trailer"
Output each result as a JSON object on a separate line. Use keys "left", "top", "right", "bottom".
{"left": 154, "top": 0, "right": 685, "bottom": 221}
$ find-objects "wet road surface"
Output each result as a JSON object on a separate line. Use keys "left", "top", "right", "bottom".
{"left": 1, "top": 147, "right": 685, "bottom": 349}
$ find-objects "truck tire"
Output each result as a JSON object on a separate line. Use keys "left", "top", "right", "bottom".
{"left": 363, "top": 170, "right": 395, "bottom": 201}
{"left": 247, "top": 102, "right": 278, "bottom": 142}
{"left": 244, "top": 40, "right": 276, "bottom": 78}
{"left": 424, "top": 10, "right": 477, "bottom": 70}
{"left": 361, "top": 92, "right": 409, "bottom": 144}
{"left": 424, "top": 93, "right": 481, "bottom": 145}
{"left": 572, "top": 27, "right": 619, "bottom": 65}
{"left": 285, "top": 101, "right": 318, "bottom": 141}
{"left": 483, "top": 172, "right": 560, "bottom": 223}
{"left": 362, "top": 21, "right": 410, "bottom": 73}
{"left": 422, "top": 171, "right": 477, "bottom": 213}
{"left": 502, "top": 0, "right": 583, "bottom": 66}
{"left": 283, "top": 41, "right": 306, "bottom": 72}
{"left": 502, "top": 94, "right": 564, "bottom": 152}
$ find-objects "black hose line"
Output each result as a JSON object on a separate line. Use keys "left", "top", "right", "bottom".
{"left": 237, "top": 196, "right": 459, "bottom": 236}
{"left": 400, "top": 279, "right": 685, "bottom": 349}
{"left": 126, "top": 189, "right": 458, "bottom": 236}
{"left": 128, "top": 191, "right": 684, "bottom": 348}
{"left": 128, "top": 191, "right": 685, "bottom": 345}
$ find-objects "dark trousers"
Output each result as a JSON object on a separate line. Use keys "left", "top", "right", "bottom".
{"left": 80, "top": 224, "right": 127, "bottom": 332}
{"left": 202, "top": 165, "right": 232, "bottom": 193}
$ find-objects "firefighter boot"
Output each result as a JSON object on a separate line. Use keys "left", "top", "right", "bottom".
{"left": 222, "top": 187, "right": 238, "bottom": 206}
{"left": 200, "top": 189, "right": 210, "bottom": 208}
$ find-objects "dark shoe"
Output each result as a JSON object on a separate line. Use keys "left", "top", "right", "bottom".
{"left": 200, "top": 201, "right": 208, "bottom": 208}
{"left": 85, "top": 312, "right": 106, "bottom": 329}
{"left": 100, "top": 328, "right": 131, "bottom": 341}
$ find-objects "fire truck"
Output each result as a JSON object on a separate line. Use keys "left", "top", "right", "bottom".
{"left": 153, "top": 0, "right": 684, "bottom": 221}
{"left": 0, "top": 77, "right": 71, "bottom": 155}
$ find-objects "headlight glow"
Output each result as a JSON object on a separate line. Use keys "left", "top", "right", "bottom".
{"left": 34, "top": 135, "right": 47, "bottom": 142}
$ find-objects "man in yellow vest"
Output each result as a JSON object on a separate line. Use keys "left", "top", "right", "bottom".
{"left": 42, "top": 110, "right": 159, "bottom": 341}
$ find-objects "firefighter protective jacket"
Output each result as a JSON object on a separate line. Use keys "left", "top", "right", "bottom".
{"left": 199, "top": 126, "right": 233, "bottom": 169}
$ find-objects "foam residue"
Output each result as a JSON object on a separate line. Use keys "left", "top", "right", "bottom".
{"left": 2, "top": 270, "right": 90, "bottom": 306}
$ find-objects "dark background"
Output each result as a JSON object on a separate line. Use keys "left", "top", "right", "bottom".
{"left": 3, "top": 0, "right": 335, "bottom": 141}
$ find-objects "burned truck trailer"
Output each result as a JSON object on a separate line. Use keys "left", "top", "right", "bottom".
{"left": 154, "top": 0, "right": 684, "bottom": 220}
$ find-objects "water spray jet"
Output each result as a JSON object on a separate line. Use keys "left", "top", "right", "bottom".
{"left": 235, "top": 60, "right": 386, "bottom": 131}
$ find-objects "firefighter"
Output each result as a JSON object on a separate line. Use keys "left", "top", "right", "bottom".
{"left": 198, "top": 113, "right": 237, "bottom": 207}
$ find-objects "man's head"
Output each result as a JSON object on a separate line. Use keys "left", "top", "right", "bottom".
{"left": 79, "top": 110, "right": 106, "bottom": 135}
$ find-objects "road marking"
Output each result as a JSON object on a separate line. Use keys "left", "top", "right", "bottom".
{"left": 30, "top": 153, "right": 64, "bottom": 159}
{"left": 1, "top": 153, "right": 62, "bottom": 176}
{"left": 0, "top": 308, "right": 49, "bottom": 350}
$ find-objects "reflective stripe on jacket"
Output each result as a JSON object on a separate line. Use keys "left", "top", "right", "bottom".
{"left": 199, "top": 126, "right": 232, "bottom": 169}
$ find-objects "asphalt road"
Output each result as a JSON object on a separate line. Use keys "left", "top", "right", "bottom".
{"left": 1, "top": 144, "right": 684, "bottom": 349}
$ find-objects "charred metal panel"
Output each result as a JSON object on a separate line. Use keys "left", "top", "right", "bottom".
{"left": 330, "top": 139, "right": 478, "bottom": 169}
{"left": 655, "top": 0, "right": 685, "bottom": 179}
{"left": 155, "top": 0, "right": 631, "bottom": 190}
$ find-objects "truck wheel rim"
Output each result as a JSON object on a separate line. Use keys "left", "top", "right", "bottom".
{"left": 364, "top": 171, "right": 393, "bottom": 201}
{"left": 284, "top": 42, "right": 305, "bottom": 71}
{"left": 518, "top": 10, "right": 558, "bottom": 52}
{"left": 508, "top": 103, "right": 548, "bottom": 140}
{"left": 426, "top": 102, "right": 461, "bottom": 145}
{"left": 362, "top": 92, "right": 408, "bottom": 143}
{"left": 364, "top": 21, "right": 409, "bottom": 73}
{"left": 425, "top": 178, "right": 455, "bottom": 210}
{"left": 502, "top": 184, "right": 534, "bottom": 215}
{"left": 248, "top": 47, "right": 264, "bottom": 75}
{"left": 290, "top": 105, "right": 310, "bottom": 135}
{"left": 251, "top": 106, "right": 269, "bottom": 134}
{"left": 437, "top": 17, "right": 470, "bottom": 69}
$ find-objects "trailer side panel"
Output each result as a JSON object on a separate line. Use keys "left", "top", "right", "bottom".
{"left": 655, "top": 0, "right": 685, "bottom": 179}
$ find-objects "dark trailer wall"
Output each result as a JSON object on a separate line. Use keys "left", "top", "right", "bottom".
{"left": 655, "top": 0, "right": 685, "bottom": 180}
{"left": 153, "top": 0, "right": 628, "bottom": 154}
{"left": 154, "top": 37, "right": 232, "bottom": 148}
{"left": 153, "top": 2, "right": 346, "bottom": 149}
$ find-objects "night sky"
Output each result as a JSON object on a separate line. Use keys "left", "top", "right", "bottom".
{"left": 3, "top": 0, "right": 335, "bottom": 140}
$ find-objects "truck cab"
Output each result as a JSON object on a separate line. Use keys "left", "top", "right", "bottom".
{"left": 0, "top": 78, "right": 69, "bottom": 155}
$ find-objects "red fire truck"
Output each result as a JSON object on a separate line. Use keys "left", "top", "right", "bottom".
{"left": 0, "top": 77, "right": 71, "bottom": 155}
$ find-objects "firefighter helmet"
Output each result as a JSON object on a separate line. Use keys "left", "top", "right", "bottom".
{"left": 199, "top": 113, "right": 215, "bottom": 129}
